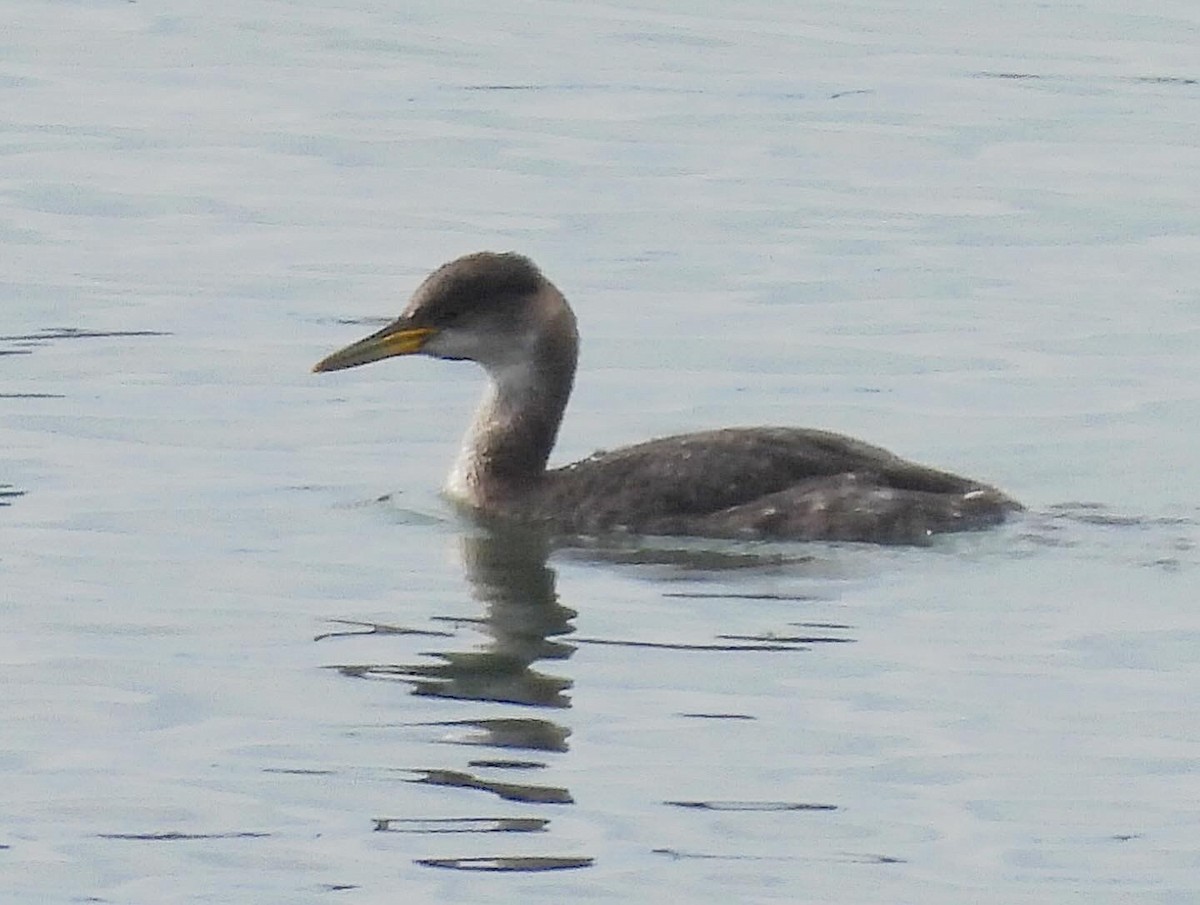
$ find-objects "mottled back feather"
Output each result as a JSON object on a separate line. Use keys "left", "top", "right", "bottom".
{"left": 525, "top": 427, "right": 1019, "bottom": 543}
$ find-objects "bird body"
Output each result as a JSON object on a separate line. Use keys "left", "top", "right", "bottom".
{"left": 314, "top": 252, "right": 1020, "bottom": 544}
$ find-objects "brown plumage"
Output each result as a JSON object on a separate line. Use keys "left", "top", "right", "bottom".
{"left": 314, "top": 252, "right": 1021, "bottom": 544}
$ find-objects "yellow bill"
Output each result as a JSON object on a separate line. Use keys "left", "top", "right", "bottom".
{"left": 312, "top": 323, "right": 436, "bottom": 373}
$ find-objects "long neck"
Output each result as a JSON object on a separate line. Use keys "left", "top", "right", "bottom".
{"left": 448, "top": 307, "right": 577, "bottom": 506}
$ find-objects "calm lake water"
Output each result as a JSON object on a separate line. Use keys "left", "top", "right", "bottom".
{"left": 3, "top": 2, "right": 1198, "bottom": 903}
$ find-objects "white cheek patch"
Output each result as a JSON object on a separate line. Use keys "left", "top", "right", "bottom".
{"left": 424, "top": 325, "right": 533, "bottom": 369}
{"left": 423, "top": 331, "right": 478, "bottom": 361}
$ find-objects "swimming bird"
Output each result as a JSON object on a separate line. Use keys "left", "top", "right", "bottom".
{"left": 313, "top": 252, "right": 1021, "bottom": 544}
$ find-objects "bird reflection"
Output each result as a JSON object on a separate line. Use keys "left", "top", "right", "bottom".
{"left": 417, "top": 525, "right": 576, "bottom": 707}
{"left": 456, "top": 523, "right": 577, "bottom": 675}
{"left": 323, "top": 524, "right": 579, "bottom": 819}
{"left": 321, "top": 525, "right": 843, "bottom": 870}
{"left": 325, "top": 524, "right": 576, "bottom": 713}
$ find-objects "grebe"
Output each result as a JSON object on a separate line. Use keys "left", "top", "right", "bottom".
{"left": 313, "top": 252, "right": 1021, "bottom": 544}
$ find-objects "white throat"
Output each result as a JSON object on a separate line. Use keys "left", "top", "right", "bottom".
{"left": 444, "top": 357, "right": 544, "bottom": 505}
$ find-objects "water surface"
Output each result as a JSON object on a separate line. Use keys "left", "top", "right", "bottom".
{"left": 2, "top": 2, "right": 1198, "bottom": 903}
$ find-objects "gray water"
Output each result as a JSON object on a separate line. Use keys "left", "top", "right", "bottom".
{"left": 3, "top": 2, "right": 1199, "bottom": 903}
